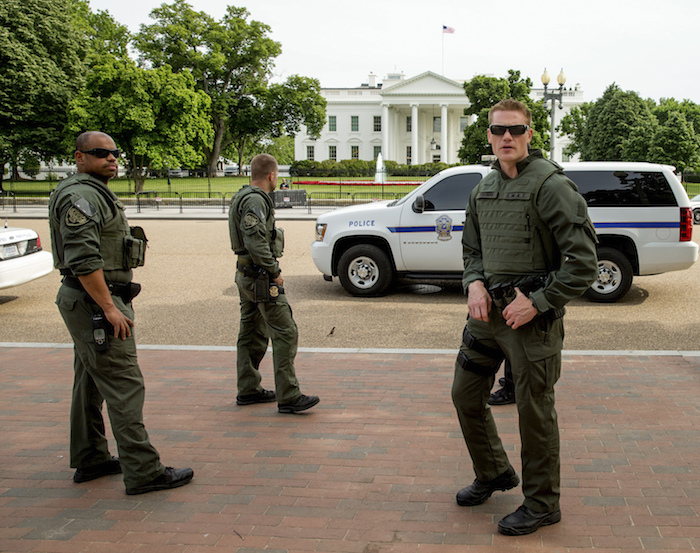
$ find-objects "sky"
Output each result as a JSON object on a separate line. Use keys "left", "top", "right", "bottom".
{"left": 89, "top": 0, "right": 700, "bottom": 105}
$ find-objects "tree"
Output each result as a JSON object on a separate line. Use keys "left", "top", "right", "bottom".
{"left": 634, "top": 111, "right": 700, "bottom": 173}
{"left": 559, "top": 84, "right": 655, "bottom": 161}
{"left": 135, "top": 1, "right": 325, "bottom": 175}
{"left": 458, "top": 70, "right": 549, "bottom": 164}
{"left": 68, "top": 57, "right": 212, "bottom": 192}
{"left": 224, "top": 75, "right": 325, "bottom": 171}
{"left": 0, "top": 0, "right": 88, "bottom": 186}
{"left": 559, "top": 86, "right": 700, "bottom": 171}
{"left": 70, "top": 0, "right": 131, "bottom": 62}
{"left": 557, "top": 102, "right": 591, "bottom": 160}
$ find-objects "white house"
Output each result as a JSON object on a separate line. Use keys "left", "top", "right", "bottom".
{"left": 295, "top": 71, "right": 585, "bottom": 165}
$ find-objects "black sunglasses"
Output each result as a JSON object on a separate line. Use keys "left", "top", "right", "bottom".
{"left": 79, "top": 148, "right": 121, "bottom": 158}
{"left": 488, "top": 124, "right": 530, "bottom": 136}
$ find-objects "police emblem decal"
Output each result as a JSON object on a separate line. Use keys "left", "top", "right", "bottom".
{"left": 435, "top": 215, "right": 453, "bottom": 241}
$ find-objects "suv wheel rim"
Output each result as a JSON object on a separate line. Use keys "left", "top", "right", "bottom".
{"left": 596, "top": 261, "right": 620, "bottom": 293}
{"left": 348, "top": 257, "right": 378, "bottom": 289}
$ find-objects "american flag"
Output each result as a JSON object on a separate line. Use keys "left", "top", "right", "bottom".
{"left": 443, "top": 25, "right": 455, "bottom": 34}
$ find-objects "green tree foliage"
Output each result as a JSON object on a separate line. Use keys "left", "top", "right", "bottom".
{"left": 68, "top": 57, "right": 212, "bottom": 192}
{"left": 225, "top": 76, "right": 326, "bottom": 171}
{"left": 624, "top": 111, "right": 700, "bottom": 173}
{"left": 458, "top": 70, "right": 549, "bottom": 164}
{"left": 135, "top": 1, "right": 326, "bottom": 175}
{"left": 581, "top": 84, "right": 655, "bottom": 160}
{"left": 0, "top": 0, "right": 88, "bottom": 184}
{"left": 559, "top": 85, "right": 700, "bottom": 171}
{"left": 557, "top": 102, "right": 590, "bottom": 160}
{"left": 70, "top": 0, "right": 131, "bottom": 62}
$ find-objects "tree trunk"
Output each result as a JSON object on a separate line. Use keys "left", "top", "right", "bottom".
{"left": 205, "top": 117, "right": 227, "bottom": 177}
{"left": 133, "top": 173, "right": 146, "bottom": 194}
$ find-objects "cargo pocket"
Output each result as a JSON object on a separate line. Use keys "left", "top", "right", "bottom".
{"left": 523, "top": 316, "right": 564, "bottom": 363}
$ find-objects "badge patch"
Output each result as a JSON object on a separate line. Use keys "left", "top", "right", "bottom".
{"left": 269, "top": 285, "right": 280, "bottom": 298}
{"left": 66, "top": 206, "right": 89, "bottom": 227}
{"left": 243, "top": 213, "right": 261, "bottom": 229}
{"left": 436, "top": 215, "right": 453, "bottom": 241}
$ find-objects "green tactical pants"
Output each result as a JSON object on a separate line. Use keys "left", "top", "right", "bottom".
{"left": 451, "top": 308, "right": 563, "bottom": 513}
{"left": 56, "top": 284, "right": 164, "bottom": 489}
{"left": 235, "top": 271, "right": 301, "bottom": 404}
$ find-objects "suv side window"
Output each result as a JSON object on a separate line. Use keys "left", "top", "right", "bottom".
{"left": 423, "top": 173, "right": 482, "bottom": 211}
{"left": 568, "top": 170, "right": 677, "bottom": 207}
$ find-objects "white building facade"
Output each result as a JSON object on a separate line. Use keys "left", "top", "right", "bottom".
{"left": 295, "top": 71, "right": 585, "bottom": 165}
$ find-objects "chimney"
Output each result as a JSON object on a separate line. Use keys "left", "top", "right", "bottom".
{"left": 368, "top": 73, "right": 377, "bottom": 88}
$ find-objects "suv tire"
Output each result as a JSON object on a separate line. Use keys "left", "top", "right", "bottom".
{"left": 584, "top": 247, "right": 633, "bottom": 303}
{"left": 338, "top": 244, "right": 393, "bottom": 297}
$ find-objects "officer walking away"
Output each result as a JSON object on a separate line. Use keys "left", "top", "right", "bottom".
{"left": 451, "top": 99, "right": 598, "bottom": 535}
{"left": 488, "top": 359, "right": 515, "bottom": 406}
{"left": 49, "top": 131, "right": 193, "bottom": 495}
{"left": 229, "top": 153, "right": 319, "bottom": 414}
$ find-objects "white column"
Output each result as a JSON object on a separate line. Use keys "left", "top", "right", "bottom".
{"left": 440, "top": 104, "right": 448, "bottom": 163}
{"left": 411, "top": 104, "right": 419, "bottom": 166}
{"left": 382, "top": 104, "right": 390, "bottom": 161}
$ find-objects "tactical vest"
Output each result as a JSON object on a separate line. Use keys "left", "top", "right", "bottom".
{"left": 474, "top": 159, "right": 564, "bottom": 276}
{"left": 50, "top": 174, "right": 146, "bottom": 280}
{"left": 230, "top": 186, "right": 284, "bottom": 258}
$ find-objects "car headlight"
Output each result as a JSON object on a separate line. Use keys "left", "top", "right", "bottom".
{"left": 315, "top": 223, "right": 327, "bottom": 242}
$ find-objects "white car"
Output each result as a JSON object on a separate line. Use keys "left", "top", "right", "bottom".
{"left": 0, "top": 223, "right": 54, "bottom": 289}
{"left": 690, "top": 194, "right": 700, "bottom": 224}
{"left": 312, "top": 162, "right": 699, "bottom": 303}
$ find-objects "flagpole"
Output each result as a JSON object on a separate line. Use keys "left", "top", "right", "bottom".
{"left": 442, "top": 30, "right": 445, "bottom": 75}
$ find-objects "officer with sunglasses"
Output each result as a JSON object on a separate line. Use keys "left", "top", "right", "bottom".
{"left": 49, "top": 131, "right": 193, "bottom": 495}
{"left": 451, "top": 100, "right": 598, "bottom": 535}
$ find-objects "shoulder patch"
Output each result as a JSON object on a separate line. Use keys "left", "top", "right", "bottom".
{"left": 243, "top": 212, "right": 261, "bottom": 230}
{"left": 65, "top": 206, "right": 90, "bottom": 227}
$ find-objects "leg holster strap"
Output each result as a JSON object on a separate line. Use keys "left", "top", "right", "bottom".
{"left": 456, "top": 351, "right": 502, "bottom": 377}
{"left": 462, "top": 327, "right": 504, "bottom": 360}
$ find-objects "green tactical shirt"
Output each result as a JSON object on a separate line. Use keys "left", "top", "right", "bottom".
{"left": 48, "top": 172, "right": 133, "bottom": 284}
{"left": 228, "top": 185, "right": 281, "bottom": 278}
{"left": 462, "top": 150, "right": 598, "bottom": 313}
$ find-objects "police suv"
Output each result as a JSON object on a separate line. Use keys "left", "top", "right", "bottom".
{"left": 311, "top": 162, "right": 698, "bottom": 302}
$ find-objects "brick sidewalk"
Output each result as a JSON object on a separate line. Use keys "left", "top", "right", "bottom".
{"left": 1, "top": 346, "right": 699, "bottom": 552}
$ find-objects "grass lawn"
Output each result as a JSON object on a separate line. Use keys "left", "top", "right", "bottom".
{"left": 2, "top": 175, "right": 425, "bottom": 199}
{"left": 5, "top": 174, "right": 700, "bottom": 201}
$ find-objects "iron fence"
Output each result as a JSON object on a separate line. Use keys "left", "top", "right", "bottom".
{"left": 0, "top": 175, "right": 422, "bottom": 215}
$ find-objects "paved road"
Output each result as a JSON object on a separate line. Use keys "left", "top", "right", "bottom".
{"left": 2, "top": 218, "right": 699, "bottom": 351}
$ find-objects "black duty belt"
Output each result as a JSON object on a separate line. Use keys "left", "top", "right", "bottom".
{"left": 236, "top": 260, "right": 262, "bottom": 278}
{"left": 61, "top": 276, "right": 141, "bottom": 303}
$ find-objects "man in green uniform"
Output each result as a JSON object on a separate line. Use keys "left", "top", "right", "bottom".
{"left": 451, "top": 100, "right": 598, "bottom": 535}
{"left": 229, "top": 153, "right": 319, "bottom": 414}
{"left": 49, "top": 131, "right": 193, "bottom": 495}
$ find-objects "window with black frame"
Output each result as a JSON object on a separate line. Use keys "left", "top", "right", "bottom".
{"left": 422, "top": 173, "right": 483, "bottom": 211}
{"left": 567, "top": 170, "right": 677, "bottom": 207}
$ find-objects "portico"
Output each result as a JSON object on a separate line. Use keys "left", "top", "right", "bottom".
{"left": 378, "top": 72, "right": 472, "bottom": 164}
{"left": 296, "top": 71, "right": 472, "bottom": 166}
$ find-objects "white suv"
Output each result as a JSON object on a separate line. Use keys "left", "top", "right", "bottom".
{"left": 311, "top": 162, "right": 698, "bottom": 302}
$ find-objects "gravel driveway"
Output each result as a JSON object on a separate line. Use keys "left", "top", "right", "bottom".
{"left": 2, "top": 218, "right": 699, "bottom": 352}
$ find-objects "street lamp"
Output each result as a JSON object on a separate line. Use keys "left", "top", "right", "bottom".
{"left": 541, "top": 68, "right": 567, "bottom": 160}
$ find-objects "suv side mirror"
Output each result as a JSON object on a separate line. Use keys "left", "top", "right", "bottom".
{"left": 413, "top": 195, "right": 425, "bottom": 213}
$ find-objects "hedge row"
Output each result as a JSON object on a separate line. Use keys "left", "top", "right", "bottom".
{"left": 289, "top": 159, "right": 459, "bottom": 178}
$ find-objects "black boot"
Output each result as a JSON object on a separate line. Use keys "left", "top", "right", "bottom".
{"left": 456, "top": 466, "right": 520, "bottom": 506}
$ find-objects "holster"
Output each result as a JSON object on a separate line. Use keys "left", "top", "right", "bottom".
{"left": 61, "top": 276, "right": 141, "bottom": 304}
